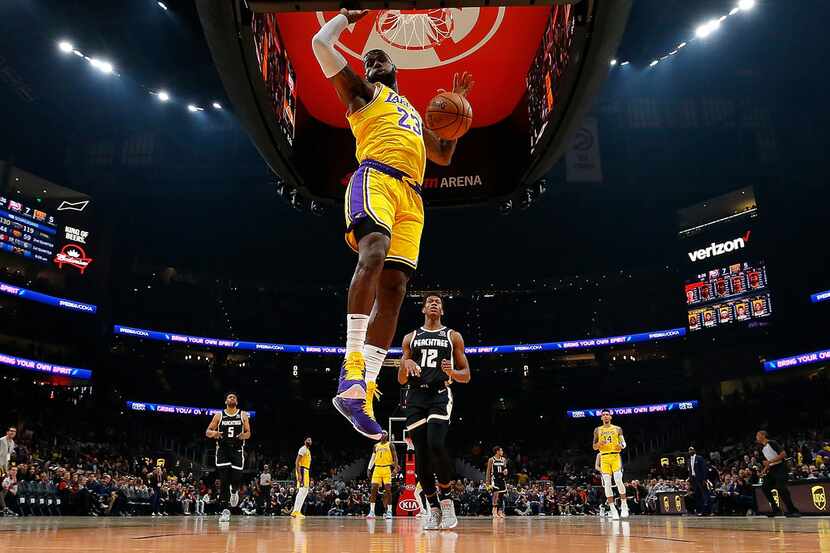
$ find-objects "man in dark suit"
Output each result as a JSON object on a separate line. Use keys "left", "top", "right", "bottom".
{"left": 688, "top": 446, "right": 711, "bottom": 515}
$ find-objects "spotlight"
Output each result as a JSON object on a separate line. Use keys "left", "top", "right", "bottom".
{"left": 610, "top": 59, "right": 617, "bottom": 67}
{"left": 157, "top": 1, "right": 168, "bottom": 10}
{"left": 738, "top": 0, "right": 755, "bottom": 10}
{"left": 58, "top": 41, "right": 74, "bottom": 54}
{"left": 156, "top": 90, "right": 170, "bottom": 102}
{"left": 649, "top": 60, "right": 659, "bottom": 67}
{"left": 620, "top": 61, "right": 630, "bottom": 66}
{"left": 89, "top": 58, "right": 114, "bottom": 74}
{"left": 212, "top": 102, "right": 222, "bottom": 110}
{"left": 678, "top": 42, "right": 687, "bottom": 49}
{"left": 695, "top": 19, "right": 720, "bottom": 39}
{"left": 187, "top": 104, "right": 203, "bottom": 112}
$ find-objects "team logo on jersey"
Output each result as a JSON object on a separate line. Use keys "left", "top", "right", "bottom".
{"left": 812, "top": 485, "right": 827, "bottom": 511}
{"left": 316, "top": 8, "right": 505, "bottom": 69}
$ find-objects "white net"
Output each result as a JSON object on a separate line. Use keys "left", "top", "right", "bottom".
{"left": 375, "top": 9, "right": 455, "bottom": 51}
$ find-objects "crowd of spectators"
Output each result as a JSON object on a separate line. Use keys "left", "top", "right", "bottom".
{"left": 642, "top": 429, "right": 830, "bottom": 516}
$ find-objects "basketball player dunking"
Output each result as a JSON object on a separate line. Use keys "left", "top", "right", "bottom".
{"left": 400, "top": 295, "right": 471, "bottom": 529}
{"left": 593, "top": 409, "right": 628, "bottom": 519}
{"left": 312, "top": 10, "right": 474, "bottom": 439}
{"left": 205, "top": 392, "right": 251, "bottom": 523}
{"left": 486, "top": 446, "right": 508, "bottom": 518}
{"left": 366, "top": 431, "right": 399, "bottom": 519}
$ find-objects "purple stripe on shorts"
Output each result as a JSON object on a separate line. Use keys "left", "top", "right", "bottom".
{"left": 348, "top": 165, "right": 368, "bottom": 223}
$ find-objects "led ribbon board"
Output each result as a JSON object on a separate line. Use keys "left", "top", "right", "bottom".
{"left": 0, "top": 280, "right": 97, "bottom": 314}
{"left": 764, "top": 348, "right": 830, "bottom": 372}
{"left": 114, "top": 325, "right": 686, "bottom": 356}
{"left": 0, "top": 352, "right": 92, "bottom": 379}
{"left": 567, "top": 400, "right": 699, "bottom": 419}
{"left": 126, "top": 401, "right": 256, "bottom": 418}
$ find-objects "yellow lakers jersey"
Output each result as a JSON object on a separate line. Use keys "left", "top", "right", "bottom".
{"left": 298, "top": 445, "right": 311, "bottom": 469}
{"left": 347, "top": 83, "right": 426, "bottom": 184}
{"left": 374, "top": 442, "right": 394, "bottom": 467}
{"left": 597, "top": 425, "right": 623, "bottom": 454}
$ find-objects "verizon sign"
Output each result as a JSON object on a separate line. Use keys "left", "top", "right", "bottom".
{"left": 688, "top": 231, "right": 751, "bottom": 263}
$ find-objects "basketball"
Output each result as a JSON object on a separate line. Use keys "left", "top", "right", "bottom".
{"left": 425, "top": 92, "right": 473, "bottom": 141}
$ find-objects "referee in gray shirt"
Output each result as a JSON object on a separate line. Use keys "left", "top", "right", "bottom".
{"left": 756, "top": 430, "right": 800, "bottom": 517}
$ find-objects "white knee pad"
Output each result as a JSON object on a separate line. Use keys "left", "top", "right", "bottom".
{"left": 613, "top": 471, "right": 626, "bottom": 494}
{"left": 602, "top": 473, "right": 614, "bottom": 498}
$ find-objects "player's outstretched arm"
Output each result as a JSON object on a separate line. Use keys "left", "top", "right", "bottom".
{"left": 206, "top": 413, "right": 221, "bottom": 439}
{"left": 311, "top": 9, "right": 375, "bottom": 112}
{"left": 399, "top": 331, "right": 421, "bottom": 385}
{"left": 425, "top": 72, "right": 475, "bottom": 166}
{"left": 443, "top": 331, "right": 471, "bottom": 383}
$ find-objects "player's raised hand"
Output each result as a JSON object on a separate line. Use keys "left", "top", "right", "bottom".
{"left": 403, "top": 359, "right": 421, "bottom": 378}
{"left": 340, "top": 8, "right": 370, "bottom": 24}
{"left": 438, "top": 71, "right": 475, "bottom": 98}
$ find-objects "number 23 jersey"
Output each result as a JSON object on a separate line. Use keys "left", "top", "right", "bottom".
{"left": 347, "top": 83, "right": 426, "bottom": 184}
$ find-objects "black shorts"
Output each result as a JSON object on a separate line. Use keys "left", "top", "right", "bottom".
{"left": 403, "top": 385, "right": 453, "bottom": 431}
{"left": 492, "top": 479, "right": 506, "bottom": 493}
{"left": 216, "top": 444, "right": 245, "bottom": 471}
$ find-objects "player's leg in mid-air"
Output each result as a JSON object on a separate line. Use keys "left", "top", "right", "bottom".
{"left": 334, "top": 177, "right": 422, "bottom": 440}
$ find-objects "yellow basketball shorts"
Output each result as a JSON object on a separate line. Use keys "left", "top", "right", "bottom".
{"left": 345, "top": 159, "right": 424, "bottom": 272}
{"left": 371, "top": 466, "right": 393, "bottom": 486}
{"left": 600, "top": 453, "right": 622, "bottom": 475}
{"left": 296, "top": 467, "right": 310, "bottom": 488}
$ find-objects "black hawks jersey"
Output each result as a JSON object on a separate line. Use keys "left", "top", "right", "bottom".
{"left": 409, "top": 326, "right": 455, "bottom": 386}
{"left": 218, "top": 409, "right": 244, "bottom": 448}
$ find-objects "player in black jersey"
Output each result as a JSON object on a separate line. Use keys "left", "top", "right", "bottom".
{"left": 205, "top": 392, "right": 251, "bottom": 523}
{"left": 399, "top": 295, "right": 470, "bottom": 530}
{"left": 485, "top": 446, "right": 508, "bottom": 518}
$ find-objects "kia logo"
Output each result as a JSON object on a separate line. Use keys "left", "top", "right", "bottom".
{"left": 399, "top": 499, "right": 419, "bottom": 511}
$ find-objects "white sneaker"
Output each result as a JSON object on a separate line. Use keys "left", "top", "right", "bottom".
{"left": 439, "top": 498, "right": 457, "bottom": 530}
{"left": 384, "top": 510, "right": 393, "bottom": 519}
{"left": 219, "top": 509, "right": 231, "bottom": 523}
{"left": 366, "top": 512, "right": 376, "bottom": 519}
{"left": 610, "top": 505, "right": 620, "bottom": 520}
{"left": 621, "top": 505, "right": 629, "bottom": 518}
{"left": 424, "top": 508, "right": 442, "bottom": 530}
{"left": 230, "top": 488, "right": 240, "bottom": 508}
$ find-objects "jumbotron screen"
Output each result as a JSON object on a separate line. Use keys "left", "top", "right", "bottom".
{"left": 526, "top": 3, "right": 576, "bottom": 154}
{"left": 0, "top": 165, "right": 94, "bottom": 276}
{"left": 685, "top": 261, "right": 772, "bottom": 332}
{"left": 252, "top": 13, "right": 297, "bottom": 147}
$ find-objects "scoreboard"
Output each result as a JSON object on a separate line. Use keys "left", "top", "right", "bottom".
{"left": 685, "top": 261, "right": 772, "bottom": 332}
{"left": 0, "top": 164, "right": 95, "bottom": 276}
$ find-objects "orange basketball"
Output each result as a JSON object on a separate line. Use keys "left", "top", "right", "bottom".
{"left": 425, "top": 92, "right": 473, "bottom": 141}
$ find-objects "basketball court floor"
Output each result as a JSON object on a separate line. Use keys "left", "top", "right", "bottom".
{"left": 1, "top": 515, "right": 827, "bottom": 553}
